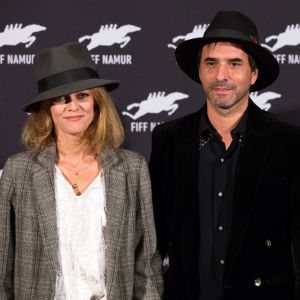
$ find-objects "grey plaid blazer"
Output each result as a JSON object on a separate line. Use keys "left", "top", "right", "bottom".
{"left": 0, "top": 143, "right": 163, "bottom": 299}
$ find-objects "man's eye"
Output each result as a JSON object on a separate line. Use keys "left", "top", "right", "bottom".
{"left": 205, "top": 61, "right": 215, "bottom": 66}
{"left": 230, "top": 62, "right": 242, "bottom": 67}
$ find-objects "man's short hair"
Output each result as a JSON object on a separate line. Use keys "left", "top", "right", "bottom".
{"left": 197, "top": 41, "right": 257, "bottom": 72}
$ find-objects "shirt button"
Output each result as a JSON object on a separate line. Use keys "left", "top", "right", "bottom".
{"left": 218, "top": 192, "right": 223, "bottom": 197}
{"left": 220, "top": 158, "right": 225, "bottom": 163}
{"left": 254, "top": 278, "right": 262, "bottom": 287}
{"left": 220, "top": 259, "right": 225, "bottom": 265}
{"left": 218, "top": 226, "right": 223, "bottom": 231}
{"left": 265, "top": 239, "right": 272, "bottom": 247}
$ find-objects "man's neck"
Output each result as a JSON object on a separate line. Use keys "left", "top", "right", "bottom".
{"left": 206, "top": 99, "right": 249, "bottom": 148}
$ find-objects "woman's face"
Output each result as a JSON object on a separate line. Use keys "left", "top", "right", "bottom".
{"left": 50, "top": 89, "right": 95, "bottom": 138}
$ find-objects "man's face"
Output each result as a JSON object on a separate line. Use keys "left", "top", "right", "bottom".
{"left": 199, "top": 42, "right": 258, "bottom": 110}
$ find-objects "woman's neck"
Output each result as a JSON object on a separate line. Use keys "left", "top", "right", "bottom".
{"left": 56, "top": 135, "right": 95, "bottom": 164}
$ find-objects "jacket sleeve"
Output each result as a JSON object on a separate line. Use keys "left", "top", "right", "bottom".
{"left": 291, "top": 156, "right": 300, "bottom": 300}
{"left": 0, "top": 158, "right": 15, "bottom": 300}
{"left": 133, "top": 158, "right": 163, "bottom": 299}
{"left": 149, "top": 126, "right": 174, "bottom": 263}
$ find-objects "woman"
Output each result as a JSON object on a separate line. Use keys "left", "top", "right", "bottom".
{"left": 0, "top": 42, "right": 163, "bottom": 299}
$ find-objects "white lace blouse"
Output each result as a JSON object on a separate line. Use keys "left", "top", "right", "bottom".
{"left": 54, "top": 166, "right": 106, "bottom": 300}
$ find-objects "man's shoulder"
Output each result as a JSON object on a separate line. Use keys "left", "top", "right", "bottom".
{"left": 153, "top": 110, "right": 201, "bottom": 137}
{"left": 258, "top": 109, "right": 300, "bottom": 136}
{"left": 270, "top": 114, "right": 300, "bottom": 147}
{"left": 249, "top": 106, "right": 300, "bottom": 152}
{"left": 248, "top": 101, "right": 299, "bottom": 135}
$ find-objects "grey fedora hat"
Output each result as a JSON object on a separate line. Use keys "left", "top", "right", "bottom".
{"left": 175, "top": 11, "right": 280, "bottom": 91}
{"left": 23, "top": 42, "right": 120, "bottom": 112}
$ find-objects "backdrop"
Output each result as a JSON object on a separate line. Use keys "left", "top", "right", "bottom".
{"left": 0, "top": 0, "right": 299, "bottom": 167}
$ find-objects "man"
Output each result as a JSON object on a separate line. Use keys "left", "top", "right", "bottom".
{"left": 149, "top": 11, "right": 300, "bottom": 300}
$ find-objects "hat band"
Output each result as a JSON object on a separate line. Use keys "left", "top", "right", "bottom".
{"left": 205, "top": 29, "right": 257, "bottom": 43}
{"left": 37, "top": 67, "right": 99, "bottom": 93}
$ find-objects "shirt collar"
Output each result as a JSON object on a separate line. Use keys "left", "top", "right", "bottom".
{"left": 199, "top": 103, "right": 248, "bottom": 141}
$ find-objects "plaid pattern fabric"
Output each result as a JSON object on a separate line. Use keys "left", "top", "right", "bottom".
{"left": 0, "top": 143, "right": 163, "bottom": 299}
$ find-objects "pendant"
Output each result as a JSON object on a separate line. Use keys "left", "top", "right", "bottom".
{"left": 72, "top": 183, "right": 81, "bottom": 196}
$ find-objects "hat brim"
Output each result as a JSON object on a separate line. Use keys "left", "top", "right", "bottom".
{"left": 23, "top": 78, "right": 120, "bottom": 112}
{"left": 175, "top": 37, "right": 279, "bottom": 91}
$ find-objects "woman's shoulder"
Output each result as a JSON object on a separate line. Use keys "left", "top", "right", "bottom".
{"left": 2, "top": 150, "right": 38, "bottom": 177}
{"left": 116, "top": 148, "right": 146, "bottom": 167}
{"left": 116, "top": 148, "right": 146, "bottom": 162}
{"left": 5, "top": 150, "right": 36, "bottom": 165}
{"left": 1, "top": 150, "right": 36, "bottom": 182}
{"left": 102, "top": 148, "right": 147, "bottom": 171}
{"left": 113, "top": 148, "right": 150, "bottom": 184}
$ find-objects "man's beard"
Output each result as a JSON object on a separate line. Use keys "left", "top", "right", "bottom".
{"left": 205, "top": 81, "right": 247, "bottom": 110}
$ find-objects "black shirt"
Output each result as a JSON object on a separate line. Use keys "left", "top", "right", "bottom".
{"left": 198, "top": 108, "right": 247, "bottom": 300}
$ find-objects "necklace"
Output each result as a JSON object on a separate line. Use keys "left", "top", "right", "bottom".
{"left": 58, "top": 155, "right": 97, "bottom": 196}
{"left": 62, "top": 164, "right": 89, "bottom": 177}
{"left": 62, "top": 164, "right": 87, "bottom": 195}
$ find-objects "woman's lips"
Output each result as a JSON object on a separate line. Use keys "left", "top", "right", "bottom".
{"left": 63, "top": 115, "right": 84, "bottom": 121}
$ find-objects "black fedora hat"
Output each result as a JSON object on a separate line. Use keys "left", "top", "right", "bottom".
{"left": 175, "top": 11, "right": 279, "bottom": 91}
{"left": 23, "top": 42, "right": 120, "bottom": 112}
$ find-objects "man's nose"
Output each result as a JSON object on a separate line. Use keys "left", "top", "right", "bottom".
{"left": 215, "top": 64, "right": 229, "bottom": 81}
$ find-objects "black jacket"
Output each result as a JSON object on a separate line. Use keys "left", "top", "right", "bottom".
{"left": 149, "top": 101, "right": 300, "bottom": 300}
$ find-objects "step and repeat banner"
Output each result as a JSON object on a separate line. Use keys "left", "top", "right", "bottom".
{"left": 0, "top": 0, "right": 299, "bottom": 166}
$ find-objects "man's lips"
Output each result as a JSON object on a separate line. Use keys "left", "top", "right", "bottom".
{"left": 211, "top": 82, "right": 235, "bottom": 92}
{"left": 213, "top": 87, "right": 232, "bottom": 92}
{"left": 63, "top": 115, "right": 84, "bottom": 121}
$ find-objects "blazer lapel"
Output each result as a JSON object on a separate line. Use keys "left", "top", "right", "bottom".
{"left": 101, "top": 148, "right": 126, "bottom": 297}
{"left": 32, "top": 143, "right": 58, "bottom": 273}
{"left": 30, "top": 144, "right": 130, "bottom": 294}
{"left": 225, "top": 102, "right": 271, "bottom": 281}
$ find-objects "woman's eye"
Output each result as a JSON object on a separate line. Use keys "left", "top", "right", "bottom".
{"left": 52, "top": 96, "right": 67, "bottom": 104}
{"left": 77, "top": 93, "right": 90, "bottom": 100}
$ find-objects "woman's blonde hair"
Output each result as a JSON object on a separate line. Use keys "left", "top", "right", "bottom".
{"left": 22, "top": 87, "right": 124, "bottom": 154}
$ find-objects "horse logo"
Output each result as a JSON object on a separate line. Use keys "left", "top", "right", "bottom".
{"left": 0, "top": 24, "right": 46, "bottom": 48}
{"left": 167, "top": 24, "right": 209, "bottom": 49}
{"left": 261, "top": 24, "right": 300, "bottom": 52}
{"left": 122, "top": 91, "right": 189, "bottom": 120}
{"left": 79, "top": 24, "right": 141, "bottom": 50}
{"left": 250, "top": 91, "right": 282, "bottom": 111}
